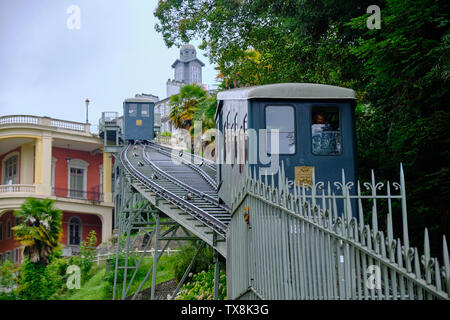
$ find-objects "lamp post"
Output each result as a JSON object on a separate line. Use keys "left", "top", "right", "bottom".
{"left": 85, "top": 98, "right": 90, "bottom": 123}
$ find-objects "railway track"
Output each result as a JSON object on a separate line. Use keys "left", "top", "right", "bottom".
{"left": 147, "top": 141, "right": 217, "bottom": 185}
{"left": 119, "top": 142, "right": 229, "bottom": 257}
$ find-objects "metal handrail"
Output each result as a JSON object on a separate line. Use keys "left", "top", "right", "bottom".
{"left": 141, "top": 145, "right": 219, "bottom": 206}
{"left": 52, "top": 187, "right": 103, "bottom": 202}
{"left": 122, "top": 145, "right": 227, "bottom": 235}
{"left": 148, "top": 142, "right": 217, "bottom": 190}
{"left": 120, "top": 144, "right": 228, "bottom": 236}
{"left": 145, "top": 143, "right": 218, "bottom": 193}
{"left": 149, "top": 141, "right": 216, "bottom": 170}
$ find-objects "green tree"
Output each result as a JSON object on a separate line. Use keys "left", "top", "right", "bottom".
{"left": 155, "top": 0, "right": 374, "bottom": 89}
{"left": 169, "top": 84, "right": 207, "bottom": 130}
{"left": 193, "top": 95, "right": 217, "bottom": 132}
{"left": 348, "top": 0, "right": 450, "bottom": 253}
{"left": 16, "top": 259, "right": 58, "bottom": 300}
{"left": 69, "top": 230, "right": 98, "bottom": 282}
{"left": 155, "top": 0, "right": 450, "bottom": 254}
{"left": 12, "top": 198, "right": 63, "bottom": 266}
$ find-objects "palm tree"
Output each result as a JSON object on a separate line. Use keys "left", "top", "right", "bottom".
{"left": 169, "top": 84, "right": 207, "bottom": 130}
{"left": 12, "top": 198, "right": 63, "bottom": 266}
{"left": 193, "top": 95, "right": 217, "bottom": 132}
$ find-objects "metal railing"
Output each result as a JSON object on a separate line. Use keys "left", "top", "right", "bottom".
{"left": 0, "top": 184, "right": 35, "bottom": 193}
{"left": 120, "top": 144, "right": 228, "bottom": 237}
{"left": 160, "top": 135, "right": 172, "bottom": 145}
{"left": 228, "top": 163, "right": 450, "bottom": 300}
{"left": 95, "top": 249, "right": 180, "bottom": 265}
{"left": 52, "top": 187, "right": 103, "bottom": 202}
{"left": 147, "top": 142, "right": 217, "bottom": 191}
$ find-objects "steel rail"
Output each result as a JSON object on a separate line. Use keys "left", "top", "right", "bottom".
{"left": 121, "top": 145, "right": 227, "bottom": 235}
{"left": 142, "top": 145, "right": 229, "bottom": 212}
{"left": 148, "top": 141, "right": 216, "bottom": 171}
{"left": 150, "top": 140, "right": 216, "bottom": 168}
{"left": 146, "top": 142, "right": 217, "bottom": 191}
{"left": 120, "top": 144, "right": 228, "bottom": 236}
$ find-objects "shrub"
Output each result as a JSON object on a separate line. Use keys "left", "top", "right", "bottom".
{"left": 16, "top": 259, "right": 59, "bottom": 300}
{"left": 0, "top": 260, "right": 18, "bottom": 300}
{"left": 68, "top": 230, "right": 98, "bottom": 283}
{"left": 174, "top": 265, "right": 226, "bottom": 300}
{"left": 79, "top": 230, "right": 98, "bottom": 278}
{"left": 173, "top": 243, "right": 213, "bottom": 283}
{"left": 46, "top": 254, "right": 70, "bottom": 296}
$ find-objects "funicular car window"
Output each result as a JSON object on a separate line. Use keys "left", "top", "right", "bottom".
{"left": 265, "top": 106, "right": 295, "bottom": 154}
{"left": 141, "top": 104, "right": 149, "bottom": 117}
{"left": 311, "top": 107, "right": 341, "bottom": 155}
{"left": 128, "top": 104, "right": 137, "bottom": 117}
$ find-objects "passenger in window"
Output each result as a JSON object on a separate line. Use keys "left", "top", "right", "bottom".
{"left": 315, "top": 113, "right": 325, "bottom": 124}
{"left": 312, "top": 110, "right": 341, "bottom": 155}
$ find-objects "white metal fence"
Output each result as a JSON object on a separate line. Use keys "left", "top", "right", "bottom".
{"left": 227, "top": 163, "right": 450, "bottom": 300}
{"left": 94, "top": 248, "right": 180, "bottom": 265}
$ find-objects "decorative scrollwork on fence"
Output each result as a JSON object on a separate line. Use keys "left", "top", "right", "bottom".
{"left": 228, "top": 162, "right": 450, "bottom": 300}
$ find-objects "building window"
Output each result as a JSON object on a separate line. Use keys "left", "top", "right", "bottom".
{"left": 0, "top": 253, "right": 3, "bottom": 263}
{"left": 6, "top": 219, "right": 11, "bottom": 239}
{"left": 0, "top": 222, "right": 3, "bottom": 241}
{"left": 141, "top": 104, "right": 150, "bottom": 117}
{"left": 311, "top": 107, "right": 341, "bottom": 155}
{"left": 68, "top": 217, "right": 82, "bottom": 245}
{"left": 69, "top": 168, "right": 85, "bottom": 198}
{"left": 2, "top": 153, "right": 19, "bottom": 185}
{"left": 99, "top": 164, "right": 103, "bottom": 195}
{"left": 5, "top": 251, "right": 12, "bottom": 262}
{"left": 67, "top": 159, "right": 89, "bottom": 199}
{"left": 265, "top": 106, "right": 296, "bottom": 154}
{"left": 51, "top": 157, "right": 57, "bottom": 195}
{"left": 13, "top": 248, "right": 20, "bottom": 264}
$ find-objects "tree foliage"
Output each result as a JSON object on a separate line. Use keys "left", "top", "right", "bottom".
{"left": 69, "top": 230, "right": 98, "bottom": 282}
{"left": 155, "top": 0, "right": 450, "bottom": 253}
{"left": 168, "top": 83, "right": 218, "bottom": 138}
{"left": 169, "top": 83, "right": 207, "bottom": 130}
{"left": 13, "top": 198, "right": 63, "bottom": 266}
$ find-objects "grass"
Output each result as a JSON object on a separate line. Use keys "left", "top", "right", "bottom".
{"left": 59, "top": 253, "right": 182, "bottom": 300}
{"left": 60, "top": 267, "right": 109, "bottom": 300}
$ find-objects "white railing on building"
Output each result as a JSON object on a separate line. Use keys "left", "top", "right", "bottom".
{"left": 0, "top": 184, "right": 35, "bottom": 193}
{"left": 50, "top": 119, "right": 85, "bottom": 132}
{"left": 0, "top": 115, "right": 90, "bottom": 133}
{"left": 0, "top": 115, "right": 39, "bottom": 125}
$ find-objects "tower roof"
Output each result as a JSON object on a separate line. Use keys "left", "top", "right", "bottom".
{"left": 181, "top": 43, "right": 195, "bottom": 51}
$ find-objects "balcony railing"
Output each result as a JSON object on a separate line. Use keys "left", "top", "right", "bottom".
{"left": 0, "top": 184, "right": 35, "bottom": 193}
{"left": 0, "top": 115, "right": 90, "bottom": 133}
{"left": 0, "top": 115, "right": 39, "bottom": 125}
{"left": 53, "top": 187, "right": 103, "bottom": 202}
{"left": 50, "top": 119, "right": 85, "bottom": 131}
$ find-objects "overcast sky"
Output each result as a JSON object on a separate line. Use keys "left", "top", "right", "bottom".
{"left": 0, "top": 0, "right": 219, "bottom": 130}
